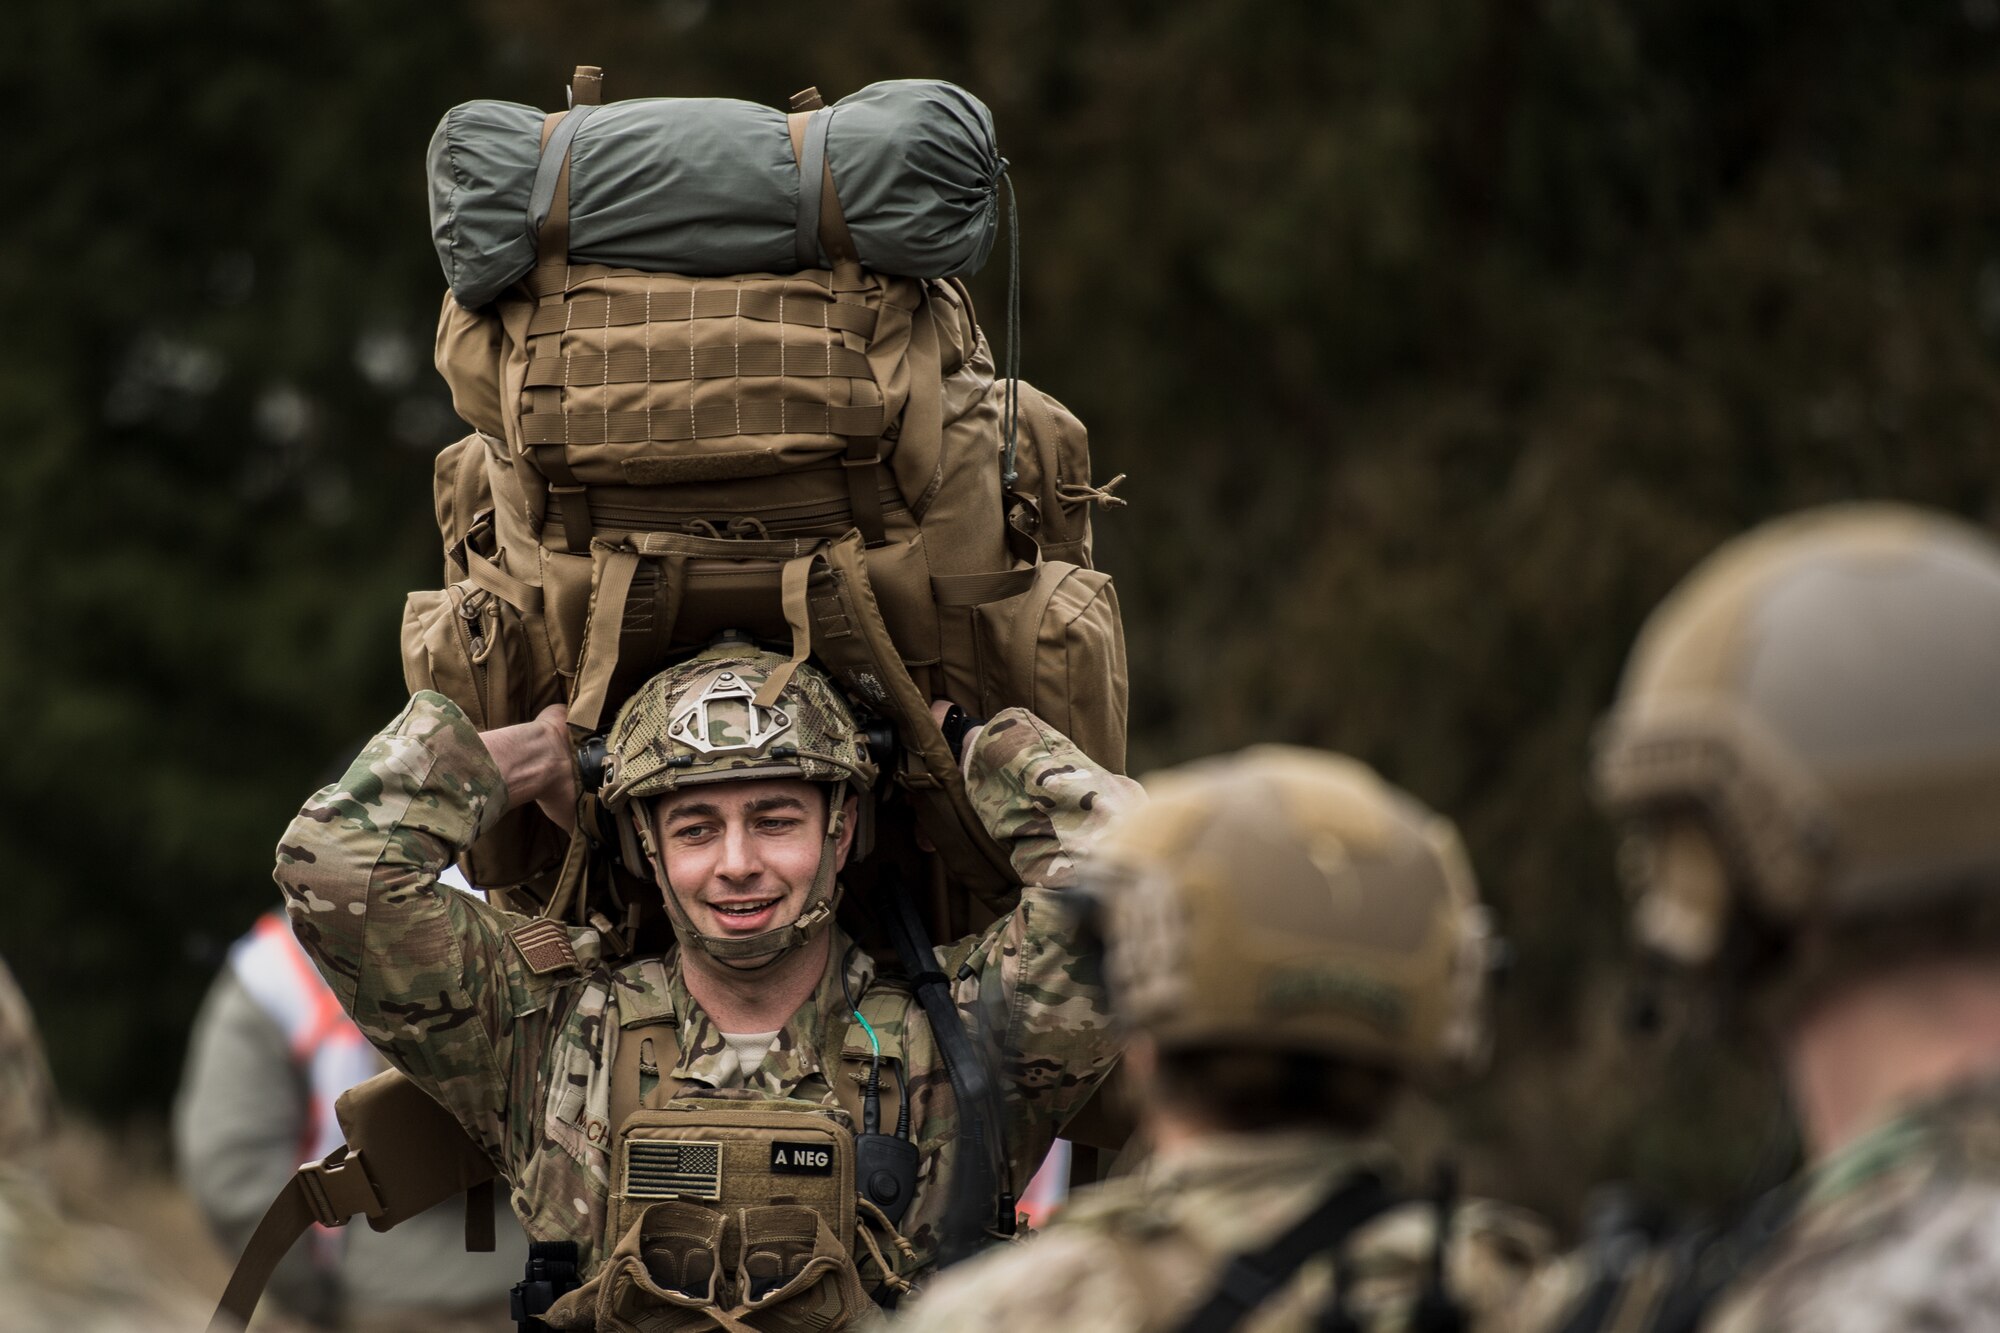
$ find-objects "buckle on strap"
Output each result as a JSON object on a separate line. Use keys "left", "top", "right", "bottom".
{"left": 296, "top": 1147, "right": 384, "bottom": 1228}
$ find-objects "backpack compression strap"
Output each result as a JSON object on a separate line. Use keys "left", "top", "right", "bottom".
{"left": 1168, "top": 1173, "right": 1395, "bottom": 1333}
{"left": 207, "top": 1144, "right": 384, "bottom": 1332}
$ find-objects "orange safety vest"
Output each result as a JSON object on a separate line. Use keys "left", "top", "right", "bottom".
{"left": 228, "top": 912, "right": 381, "bottom": 1169}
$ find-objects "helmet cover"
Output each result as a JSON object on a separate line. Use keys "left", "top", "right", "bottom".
{"left": 1093, "top": 746, "right": 1493, "bottom": 1083}
{"left": 1595, "top": 503, "right": 2000, "bottom": 968}
{"left": 603, "top": 643, "right": 876, "bottom": 970}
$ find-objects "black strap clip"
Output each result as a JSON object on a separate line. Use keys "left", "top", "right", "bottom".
{"left": 511, "top": 1240, "right": 582, "bottom": 1332}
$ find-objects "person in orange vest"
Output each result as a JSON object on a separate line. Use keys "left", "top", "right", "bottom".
{"left": 175, "top": 870, "right": 529, "bottom": 1332}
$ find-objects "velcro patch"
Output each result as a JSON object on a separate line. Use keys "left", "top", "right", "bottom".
{"left": 508, "top": 919, "right": 579, "bottom": 976}
{"left": 769, "top": 1141, "right": 834, "bottom": 1175}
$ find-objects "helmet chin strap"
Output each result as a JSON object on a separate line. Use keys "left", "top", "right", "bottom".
{"left": 635, "top": 786, "right": 850, "bottom": 975}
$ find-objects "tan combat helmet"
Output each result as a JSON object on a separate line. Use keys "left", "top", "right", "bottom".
{"left": 601, "top": 640, "right": 877, "bottom": 970}
{"left": 1594, "top": 503, "right": 2000, "bottom": 972}
{"left": 1095, "top": 746, "right": 1494, "bottom": 1082}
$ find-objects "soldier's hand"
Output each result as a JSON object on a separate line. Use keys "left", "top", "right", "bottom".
{"left": 930, "top": 699, "right": 985, "bottom": 762}
{"left": 480, "top": 704, "right": 579, "bottom": 833}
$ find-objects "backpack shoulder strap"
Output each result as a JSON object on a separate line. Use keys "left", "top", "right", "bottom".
{"left": 1168, "top": 1172, "right": 1396, "bottom": 1333}
{"left": 609, "top": 1014, "right": 684, "bottom": 1130}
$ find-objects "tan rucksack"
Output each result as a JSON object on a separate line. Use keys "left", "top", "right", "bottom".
{"left": 401, "top": 74, "right": 1128, "bottom": 930}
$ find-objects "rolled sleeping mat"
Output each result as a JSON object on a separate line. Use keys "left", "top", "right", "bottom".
{"left": 429, "top": 78, "right": 1004, "bottom": 309}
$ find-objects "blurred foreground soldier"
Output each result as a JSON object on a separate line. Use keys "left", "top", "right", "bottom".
{"left": 1525, "top": 503, "right": 2000, "bottom": 1333}
{"left": 0, "top": 953, "right": 210, "bottom": 1331}
{"left": 273, "top": 643, "right": 1134, "bottom": 1328}
{"left": 177, "top": 904, "right": 527, "bottom": 1330}
{"left": 0, "top": 951, "right": 56, "bottom": 1164}
{"left": 892, "top": 746, "right": 1549, "bottom": 1333}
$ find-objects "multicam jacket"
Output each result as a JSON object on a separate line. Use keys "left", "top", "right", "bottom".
{"left": 1508, "top": 1077, "right": 2000, "bottom": 1333}
{"left": 890, "top": 1131, "right": 1551, "bottom": 1333}
{"left": 274, "top": 692, "right": 1137, "bottom": 1285}
{"left": 1706, "top": 1077, "right": 2000, "bottom": 1333}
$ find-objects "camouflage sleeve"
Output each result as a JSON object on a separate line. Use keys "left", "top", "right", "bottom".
{"left": 951, "top": 709, "right": 1142, "bottom": 1178}
{"left": 272, "top": 691, "right": 557, "bottom": 1165}
{"left": 962, "top": 708, "right": 1143, "bottom": 890}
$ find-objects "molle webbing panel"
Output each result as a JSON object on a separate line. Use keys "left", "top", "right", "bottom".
{"left": 517, "top": 269, "right": 895, "bottom": 491}
{"left": 610, "top": 1102, "right": 856, "bottom": 1257}
{"left": 521, "top": 401, "right": 885, "bottom": 448}
{"left": 523, "top": 343, "right": 874, "bottom": 387}
{"left": 521, "top": 280, "right": 882, "bottom": 337}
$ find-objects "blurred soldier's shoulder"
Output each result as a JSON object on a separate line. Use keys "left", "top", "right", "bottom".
{"left": 1, "top": 958, "right": 210, "bottom": 1329}
{"left": 0, "top": 1165, "right": 211, "bottom": 1331}
{"left": 1511, "top": 1079, "right": 2000, "bottom": 1333}
{"left": 1705, "top": 1078, "right": 2000, "bottom": 1333}
{"left": 0, "top": 956, "right": 56, "bottom": 1165}
{"left": 900, "top": 1134, "right": 1549, "bottom": 1333}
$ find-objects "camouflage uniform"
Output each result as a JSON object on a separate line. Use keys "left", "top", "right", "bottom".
{"left": 1514, "top": 505, "right": 2000, "bottom": 1333}
{"left": 1704, "top": 1077, "right": 2000, "bottom": 1333}
{"left": 895, "top": 1132, "right": 1549, "bottom": 1333}
{"left": 894, "top": 746, "right": 1548, "bottom": 1333}
{"left": 1507, "top": 1078, "right": 2000, "bottom": 1333}
{"left": 274, "top": 692, "right": 1137, "bottom": 1288}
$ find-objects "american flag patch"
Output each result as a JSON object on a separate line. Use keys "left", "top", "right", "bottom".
{"left": 506, "top": 919, "right": 578, "bottom": 976}
{"left": 626, "top": 1140, "right": 723, "bottom": 1200}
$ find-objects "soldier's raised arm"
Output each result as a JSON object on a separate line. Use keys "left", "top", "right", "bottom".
{"left": 271, "top": 693, "right": 576, "bottom": 1164}
{"left": 940, "top": 708, "right": 1144, "bottom": 1177}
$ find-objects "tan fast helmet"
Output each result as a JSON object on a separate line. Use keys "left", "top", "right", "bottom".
{"left": 1094, "top": 746, "right": 1494, "bottom": 1082}
{"left": 600, "top": 641, "right": 877, "bottom": 970}
{"left": 1593, "top": 503, "right": 2000, "bottom": 970}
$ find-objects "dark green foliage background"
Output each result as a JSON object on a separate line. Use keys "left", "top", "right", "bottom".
{"left": 8, "top": 0, "right": 2000, "bottom": 1227}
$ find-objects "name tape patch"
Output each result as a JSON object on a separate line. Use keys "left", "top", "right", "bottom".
{"left": 769, "top": 1141, "right": 834, "bottom": 1176}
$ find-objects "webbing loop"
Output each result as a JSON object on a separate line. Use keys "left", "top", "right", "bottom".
{"left": 1000, "top": 169, "right": 1022, "bottom": 488}
{"left": 528, "top": 104, "right": 599, "bottom": 257}
{"left": 793, "top": 107, "right": 832, "bottom": 270}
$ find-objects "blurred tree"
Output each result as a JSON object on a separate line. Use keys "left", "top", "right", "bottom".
{"left": 0, "top": 0, "right": 510, "bottom": 1110}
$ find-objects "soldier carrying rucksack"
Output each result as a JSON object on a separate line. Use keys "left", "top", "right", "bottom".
{"left": 226, "top": 68, "right": 1141, "bottom": 1333}
{"left": 272, "top": 643, "right": 1136, "bottom": 1330}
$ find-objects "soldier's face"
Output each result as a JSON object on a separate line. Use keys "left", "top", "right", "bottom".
{"left": 651, "top": 779, "right": 856, "bottom": 940}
